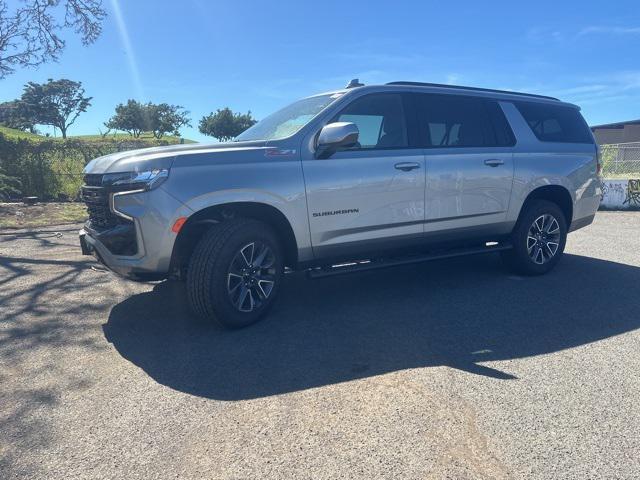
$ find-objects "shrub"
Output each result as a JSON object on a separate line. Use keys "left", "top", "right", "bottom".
{"left": 0, "top": 131, "right": 178, "bottom": 200}
{"left": 0, "top": 167, "right": 22, "bottom": 201}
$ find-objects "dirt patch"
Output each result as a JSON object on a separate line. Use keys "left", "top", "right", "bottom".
{"left": 0, "top": 202, "right": 87, "bottom": 230}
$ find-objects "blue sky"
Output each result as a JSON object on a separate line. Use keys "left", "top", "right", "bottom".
{"left": 2, "top": 0, "right": 640, "bottom": 141}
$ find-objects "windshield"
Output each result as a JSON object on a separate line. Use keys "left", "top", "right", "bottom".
{"left": 235, "top": 93, "right": 343, "bottom": 142}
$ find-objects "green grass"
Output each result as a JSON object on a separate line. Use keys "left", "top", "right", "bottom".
{"left": 73, "top": 133, "right": 197, "bottom": 144}
{"left": 0, "top": 126, "right": 196, "bottom": 144}
{"left": 0, "top": 126, "right": 43, "bottom": 141}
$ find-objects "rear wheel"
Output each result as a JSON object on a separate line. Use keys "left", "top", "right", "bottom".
{"left": 501, "top": 200, "right": 567, "bottom": 275}
{"left": 187, "top": 218, "right": 284, "bottom": 328}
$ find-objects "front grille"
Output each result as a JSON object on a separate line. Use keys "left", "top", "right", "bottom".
{"left": 82, "top": 186, "right": 118, "bottom": 229}
{"left": 81, "top": 173, "right": 138, "bottom": 256}
{"left": 81, "top": 174, "right": 120, "bottom": 229}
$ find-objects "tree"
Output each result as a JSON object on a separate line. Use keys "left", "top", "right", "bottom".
{"left": 104, "top": 99, "right": 147, "bottom": 138}
{"left": 199, "top": 108, "right": 256, "bottom": 142}
{"left": 0, "top": 100, "right": 37, "bottom": 132}
{"left": 105, "top": 100, "right": 191, "bottom": 138}
{"left": 147, "top": 103, "right": 191, "bottom": 139}
{"left": 0, "top": 0, "right": 106, "bottom": 79}
{"left": 20, "top": 78, "right": 92, "bottom": 138}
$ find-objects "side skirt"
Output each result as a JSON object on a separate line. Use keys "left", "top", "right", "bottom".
{"left": 306, "top": 241, "right": 512, "bottom": 279}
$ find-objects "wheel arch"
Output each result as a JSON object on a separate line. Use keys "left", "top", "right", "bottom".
{"left": 170, "top": 201, "right": 299, "bottom": 277}
{"left": 518, "top": 185, "right": 574, "bottom": 226}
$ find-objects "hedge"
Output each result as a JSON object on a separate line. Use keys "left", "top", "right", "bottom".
{"left": 0, "top": 133, "right": 178, "bottom": 200}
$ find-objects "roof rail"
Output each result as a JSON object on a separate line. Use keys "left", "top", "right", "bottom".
{"left": 386, "top": 81, "right": 559, "bottom": 101}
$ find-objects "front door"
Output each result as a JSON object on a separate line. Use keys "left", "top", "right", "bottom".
{"left": 302, "top": 93, "right": 425, "bottom": 259}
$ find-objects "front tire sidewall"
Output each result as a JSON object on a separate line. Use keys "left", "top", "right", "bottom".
{"left": 506, "top": 200, "right": 568, "bottom": 275}
{"left": 187, "top": 219, "right": 284, "bottom": 329}
{"left": 213, "top": 227, "right": 283, "bottom": 327}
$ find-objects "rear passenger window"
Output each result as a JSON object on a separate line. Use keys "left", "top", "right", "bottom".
{"left": 335, "top": 94, "right": 408, "bottom": 149}
{"left": 415, "top": 94, "right": 495, "bottom": 148}
{"left": 514, "top": 101, "right": 593, "bottom": 143}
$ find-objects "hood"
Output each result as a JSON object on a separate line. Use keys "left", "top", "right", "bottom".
{"left": 83, "top": 140, "right": 269, "bottom": 174}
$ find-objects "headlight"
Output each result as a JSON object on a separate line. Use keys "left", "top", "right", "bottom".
{"left": 102, "top": 169, "right": 169, "bottom": 191}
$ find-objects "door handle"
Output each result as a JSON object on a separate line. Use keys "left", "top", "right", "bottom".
{"left": 484, "top": 158, "right": 504, "bottom": 167}
{"left": 394, "top": 162, "right": 421, "bottom": 171}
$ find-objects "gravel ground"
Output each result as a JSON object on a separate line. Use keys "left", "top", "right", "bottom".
{"left": 1, "top": 212, "right": 639, "bottom": 479}
{"left": 0, "top": 202, "right": 87, "bottom": 229}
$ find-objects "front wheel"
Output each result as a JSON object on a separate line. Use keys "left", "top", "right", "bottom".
{"left": 187, "top": 218, "right": 284, "bottom": 328}
{"left": 501, "top": 200, "right": 567, "bottom": 275}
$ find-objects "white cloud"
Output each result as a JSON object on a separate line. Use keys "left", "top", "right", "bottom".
{"left": 445, "top": 73, "right": 461, "bottom": 85}
{"left": 578, "top": 26, "right": 640, "bottom": 36}
{"left": 526, "top": 27, "right": 564, "bottom": 43}
{"left": 511, "top": 71, "right": 640, "bottom": 108}
{"left": 332, "top": 52, "right": 426, "bottom": 68}
{"left": 550, "top": 84, "right": 609, "bottom": 96}
{"left": 527, "top": 25, "right": 640, "bottom": 43}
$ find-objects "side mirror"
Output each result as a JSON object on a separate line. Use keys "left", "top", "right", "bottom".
{"left": 315, "top": 122, "right": 359, "bottom": 159}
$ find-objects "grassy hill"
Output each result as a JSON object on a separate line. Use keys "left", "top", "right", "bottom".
{"left": 0, "top": 126, "right": 196, "bottom": 144}
{"left": 0, "top": 126, "right": 43, "bottom": 141}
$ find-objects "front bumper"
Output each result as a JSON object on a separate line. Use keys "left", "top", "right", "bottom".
{"left": 79, "top": 186, "right": 193, "bottom": 281}
{"left": 79, "top": 226, "right": 164, "bottom": 281}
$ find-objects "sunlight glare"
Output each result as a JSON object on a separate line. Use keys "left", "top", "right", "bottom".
{"left": 110, "top": 0, "right": 145, "bottom": 101}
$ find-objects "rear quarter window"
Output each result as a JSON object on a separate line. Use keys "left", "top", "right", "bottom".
{"left": 485, "top": 100, "right": 516, "bottom": 147}
{"left": 514, "top": 101, "right": 593, "bottom": 144}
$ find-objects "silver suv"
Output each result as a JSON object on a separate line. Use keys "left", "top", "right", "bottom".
{"left": 79, "top": 80, "right": 601, "bottom": 327}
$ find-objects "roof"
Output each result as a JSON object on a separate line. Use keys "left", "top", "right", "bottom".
{"left": 308, "top": 81, "right": 578, "bottom": 109}
{"left": 590, "top": 119, "right": 640, "bottom": 130}
{"left": 347, "top": 81, "right": 578, "bottom": 106}
{"left": 386, "top": 81, "right": 559, "bottom": 101}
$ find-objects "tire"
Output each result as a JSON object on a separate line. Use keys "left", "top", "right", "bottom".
{"left": 186, "top": 218, "right": 284, "bottom": 328}
{"left": 501, "top": 200, "right": 568, "bottom": 276}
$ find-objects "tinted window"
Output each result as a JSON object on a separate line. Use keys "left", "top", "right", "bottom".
{"left": 514, "top": 101, "right": 593, "bottom": 143}
{"left": 335, "top": 94, "right": 408, "bottom": 149}
{"left": 485, "top": 100, "right": 516, "bottom": 146}
{"left": 415, "top": 94, "right": 495, "bottom": 148}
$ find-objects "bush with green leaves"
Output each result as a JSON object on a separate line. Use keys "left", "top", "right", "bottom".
{"left": 0, "top": 132, "right": 179, "bottom": 200}
{"left": 0, "top": 100, "right": 38, "bottom": 133}
{"left": 0, "top": 167, "right": 22, "bottom": 201}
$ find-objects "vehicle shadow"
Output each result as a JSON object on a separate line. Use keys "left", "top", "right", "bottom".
{"left": 103, "top": 253, "right": 640, "bottom": 400}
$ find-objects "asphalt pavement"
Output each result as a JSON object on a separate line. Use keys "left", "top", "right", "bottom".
{"left": 1, "top": 212, "right": 639, "bottom": 479}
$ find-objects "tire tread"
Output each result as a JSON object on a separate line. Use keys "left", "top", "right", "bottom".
{"left": 187, "top": 218, "right": 260, "bottom": 325}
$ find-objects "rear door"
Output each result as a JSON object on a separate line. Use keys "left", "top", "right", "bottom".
{"left": 414, "top": 93, "right": 515, "bottom": 235}
{"left": 302, "top": 92, "right": 425, "bottom": 259}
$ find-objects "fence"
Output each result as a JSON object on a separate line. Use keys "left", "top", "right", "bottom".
{"left": 600, "top": 144, "right": 640, "bottom": 179}
{"left": 0, "top": 136, "right": 178, "bottom": 201}
{"left": 599, "top": 144, "right": 640, "bottom": 209}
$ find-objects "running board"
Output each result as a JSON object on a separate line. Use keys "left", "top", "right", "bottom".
{"left": 306, "top": 242, "right": 512, "bottom": 279}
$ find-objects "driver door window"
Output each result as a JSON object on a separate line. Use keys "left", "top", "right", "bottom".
{"left": 335, "top": 94, "right": 408, "bottom": 149}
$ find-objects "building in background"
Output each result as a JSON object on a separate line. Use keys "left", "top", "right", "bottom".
{"left": 591, "top": 119, "right": 640, "bottom": 145}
